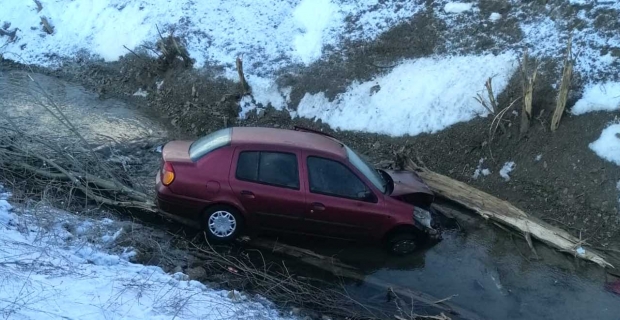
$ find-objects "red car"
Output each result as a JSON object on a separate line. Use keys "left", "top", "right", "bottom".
{"left": 156, "top": 126, "right": 439, "bottom": 254}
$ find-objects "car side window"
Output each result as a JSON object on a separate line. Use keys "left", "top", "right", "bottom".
{"left": 236, "top": 151, "right": 299, "bottom": 189}
{"left": 307, "top": 156, "right": 370, "bottom": 200}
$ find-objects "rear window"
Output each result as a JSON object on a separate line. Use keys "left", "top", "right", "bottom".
{"left": 235, "top": 151, "right": 299, "bottom": 189}
{"left": 189, "top": 128, "right": 232, "bottom": 161}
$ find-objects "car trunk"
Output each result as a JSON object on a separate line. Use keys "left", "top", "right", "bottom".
{"left": 162, "top": 140, "right": 193, "bottom": 163}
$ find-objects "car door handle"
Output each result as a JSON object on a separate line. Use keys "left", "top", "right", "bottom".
{"left": 311, "top": 202, "right": 325, "bottom": 212}
{"left": 240, "top": 190, "right": 255, "bottom": 199}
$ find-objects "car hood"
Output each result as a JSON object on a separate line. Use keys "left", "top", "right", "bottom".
{"left": 383, "top": 169, "right": 434, "bottom": 197}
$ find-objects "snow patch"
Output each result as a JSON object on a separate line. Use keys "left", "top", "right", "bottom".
{"left": 444, "top": 2, "right": 474, "bottom": 13}
{"left": 489, "top": 13, "right": 502, "bottom": 22}
{"left": 589, "top": 123, "right": 620, "bottom": 165}
{"left": 571, "top": 82, "right": 620, "bottom": 115}
{"left": 293, "top": 0, "right": 340, "bottom": 64}
{"left": 500, "top": 161, "right": 516, "bottom": 181}
{"left": 2, "top": 0, "right": 421, "bottom": 75}
{"left": 0, "top": 187, "right": 294, "bottom": 320}
{"left": 535, "top": 154, "right": 543, "bottom": 161}
{"left": 473, "top": 158, "right": 491, "bottom": 179}
{"left": 133, "top": 88, "right": 149, "bottom": 97}
{"left": 296, "top": 53, "right": 516, "bottom": 137}
{"left": 246, "top": 76, "right": 292, "bottom": 111}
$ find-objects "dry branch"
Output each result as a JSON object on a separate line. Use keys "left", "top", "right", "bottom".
{"left": 40, "top": 16, "right": 54, "bottom": 34}
{"left": 551, "top": 36, "right": 573, "bottom": 132}
{"left": 236, "top": 56, "right": 250, "bottom": 94}
{"left": 406, "top": 160, "right": 613, "bottom": 268}
{"left": 33, "top": 0, "right": 43, "bottom": 12}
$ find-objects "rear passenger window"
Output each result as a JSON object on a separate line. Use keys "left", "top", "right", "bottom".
{"left": 235, "top": 151, "right": 299, "bottom": 189}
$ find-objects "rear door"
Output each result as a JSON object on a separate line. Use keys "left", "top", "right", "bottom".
{"left": 229, "top": 147, "right": 306, "bottom": 233}
{"left": 301, "top": 152, "right": 387, "bottom": 240}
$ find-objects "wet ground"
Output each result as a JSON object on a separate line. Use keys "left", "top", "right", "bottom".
{"left": 293, "top": 216, "right": 620, "bottom": 320}
{"left": 0, "top": 70, "right": 168, "bottom": 145}
{"left": 1, "top": 70, "right": 618, "bottom": 319}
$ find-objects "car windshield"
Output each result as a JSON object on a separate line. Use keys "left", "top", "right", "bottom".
{"left": 344, "top": 145, "right": 387, "bottom": 194}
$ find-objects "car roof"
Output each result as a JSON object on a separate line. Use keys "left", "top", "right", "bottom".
{"left": 230, "top": 127, "right": 346, "bottom": 158}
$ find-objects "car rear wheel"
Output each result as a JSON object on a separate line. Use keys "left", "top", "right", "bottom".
{"left": 386, "top": 232, "right": 419, "bottom": 255}
{"left": 204, "top": 205, "right": 242, "bottom": 243}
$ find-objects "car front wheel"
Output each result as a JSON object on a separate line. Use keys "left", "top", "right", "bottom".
{"left": 386, "top": 232, "right": 419, "bottom": 255}
{"left": 204, "top": 205, "right": 242, "bottom": 243}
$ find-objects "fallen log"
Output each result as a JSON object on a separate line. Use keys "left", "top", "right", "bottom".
{"left": 406, "top": 160, "right": 613, "bottom": 268}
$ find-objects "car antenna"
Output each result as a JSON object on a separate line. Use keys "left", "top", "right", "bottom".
{"left": 293, "top": 126, "right": 336, "bottom": 139}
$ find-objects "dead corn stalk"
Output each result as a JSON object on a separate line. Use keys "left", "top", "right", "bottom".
{"left": 474, "top": 77, "right": 499, "bottom": 115}
{"left": 551, "top": 35, "right": 574, "bottom": 132}
{"left": 519, "top": 50, "right": 538, "bottom": 135}
{"left": 236, "top": 55, "right": 251, "bottom": 94}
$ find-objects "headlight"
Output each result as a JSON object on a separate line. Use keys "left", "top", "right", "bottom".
{"left": 413, "top": 207, "right": 432, "bottom": 228}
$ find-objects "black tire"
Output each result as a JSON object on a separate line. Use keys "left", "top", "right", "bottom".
{"left": 203, "top": 205, "right": 242, "bottom": 243}
{"left": 385, "top": 232, "right": 419, "bottom": 256}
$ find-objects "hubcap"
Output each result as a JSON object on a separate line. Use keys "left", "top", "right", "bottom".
{"left": 393, "top": 239, "right": 416, "bottom": 254}
{"left": 208, "top": 211, "right": 236, "bottom": 238}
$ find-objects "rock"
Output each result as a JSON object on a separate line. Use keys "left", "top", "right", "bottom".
{"left": 370, "top": 84, "right": 381, "bottom": 95}
{"left": 257, "top": 108, "right": 266, "bottom": 119}
{"left": 227, "top": 290, "right": 238, "bottom": 301}
{"left": 291, "top": 307, "right": 301, "bottom": 316}
{"left": 186, "top": 266, "right": 207, "bottom": 280}
{"left": 172, "top": 265, "right": 183, "bottom": 274}
{"left": 372, "top": 141, "right": 381, "bottom": 149}
{"left": 321, "top": 315, "right": 332, "bottom": 320}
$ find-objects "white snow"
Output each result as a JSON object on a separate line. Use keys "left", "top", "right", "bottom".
{"left": 293, "top": 0, "right": 340, "bottom": 65}
{"left": 535, "top": 154, "right": 543, "bottom": 161}
{"left": 489, "top": 13, "right": 502, "bottom": 22}
{"left": 473, "top": 158, "right": 491, "bottom": 179}
{"left": 444, "top": 2, "right": 474, "bottom": 13}
{"left": 1, "top": 0, "right": 420, "bottom": 74}
{"left": 133, "top": 88, "right": 149, "bottom": 97}
{"left": 571, "top": 82, "right": 620, "bottom": 115}
{"left": 499, "top": 161, "right": 516, "bottom": 181}
{"left": 0, "top": 186, "right": 293, "bottom": 320}
{"left": 589, "top": 123, "right": 620, "bottom": 165}
{"left": 296, "top": 53, "right": 516, "bottom": 136}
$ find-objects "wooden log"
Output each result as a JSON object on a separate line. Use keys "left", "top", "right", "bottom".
{"left": 406, "top": 160, "right": 613, "bottom": 268}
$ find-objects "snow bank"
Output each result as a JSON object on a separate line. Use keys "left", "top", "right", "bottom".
{"left": 0, "top": 186, "right": 293, "bottom": 320}
{"left": 571, "top": 82, "right": 620, "bottom": 115}
{"left": 500, "top": 162, "right": 516, "bottom": 181}
{"left": 1, "top": 0, "right": 421, "bottom": 74}
{"left": 296, "top": 53, "right": 516, "bottom": 136}
{"left": 589, "top": 123, "right": 620, "bottom": 165}
{"left": 444, "top": 2, "right": 474, "bottom": 13}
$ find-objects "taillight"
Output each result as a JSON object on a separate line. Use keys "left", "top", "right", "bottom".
{"left": 161, "top": 162, "right": 175, "bottom": 186}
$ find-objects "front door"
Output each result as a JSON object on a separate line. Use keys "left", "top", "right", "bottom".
{"left": 301, "top": 154, "right": 386, "bottom": 240}
{"left": 229, "top": 148, "right": 306, "bottom": 233}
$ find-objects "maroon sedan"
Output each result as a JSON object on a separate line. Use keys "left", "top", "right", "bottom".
{"left": 156, "top": 126, "right": 439, "bottom": 254}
